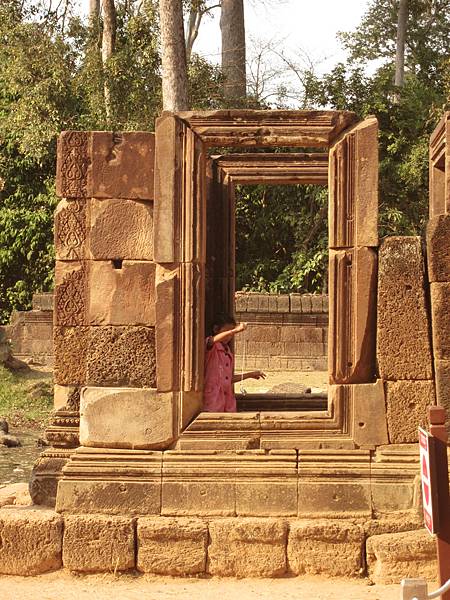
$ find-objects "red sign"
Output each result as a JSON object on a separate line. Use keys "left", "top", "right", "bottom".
{"left": 419, "top": 427, "right": 439, "bottom": 535}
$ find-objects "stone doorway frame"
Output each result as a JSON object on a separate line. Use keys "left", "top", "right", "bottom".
{"left": 154, "top": 110, "right": 383, "bottom": 450}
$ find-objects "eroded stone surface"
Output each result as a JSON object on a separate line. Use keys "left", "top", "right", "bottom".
{"left": 385, "top": 381, "right": 436, "bottom": 444}
{"left": 54, "top": 262, "right": 88, "bottom": 327}
{"left": 63, "top": 514, "right": 135, "bottom": 572}
{"left": 207, "top": 518, "right": 287, "bottom": 577}
{"left": 53, "top": 326, "right": 88, "bottom": 386}
{"left": 89, "top": 198, "right": 154, "bottom": 260}
{"left": 89, "top": 132, "right": 155, "bottom": 200}
{"left": 79, "top": 387, "right": 173, "bottom": 449}
{"left": 431, "top": 282, "right": 450, "bottom": 360}
{"left": 0, "top": 507, "right": 62, "bottom": 575}
{"left": 366, "top": 529, "right": 437, "bottom": 584}
{"left": 288, "top": 520, "right": 364, "bottom": 577}
{"left": 137, "top": 517, "right": 208, "bottom": 575}
{"left": 329, "top": 116, "right": 378, "bottom": 248}
{"left": 86, "top": 326, "right": 156, "bottom": 387}
{"left": 88, "top": 261, "right": 156, "bottom": 326}
{"left": 328, "top": 247, "right": 377, "bottom": 384}
{"left": 54, "top": 199, "right": 87, "bottom": 260}
{"left": 435, "top": 359, "right": 450, "bottom": 428}
{"left": 427, "top": 214, "right": 450, "bottom": 282}
{"left": 377, "top": 237, "right": 433, "bottom": 380}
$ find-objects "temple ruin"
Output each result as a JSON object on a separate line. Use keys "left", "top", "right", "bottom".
{"left": 1, "top": 109, "right": 449, "bottom": 579}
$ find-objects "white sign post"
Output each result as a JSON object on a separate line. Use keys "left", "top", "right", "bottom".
{"left": 419, "top": 426, "right": 439, "bottom": 535}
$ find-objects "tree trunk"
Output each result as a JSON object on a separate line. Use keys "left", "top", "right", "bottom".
{"left": 159, "top": 0, "right": 189, "bottom": 111}
{"left": 101, "top": 0, "right": 116, "bottom": 122}
{"left": 89, "top": 0, "right": 100, "bottom": 26}
{"left": 394, "top": 0, "right": 408, "bottom": 87}
{"left": 186, "top": 8, "right": 203, "bottom": 63}
{"left": 220, "top": 0, "right": 246, "bottom": 102}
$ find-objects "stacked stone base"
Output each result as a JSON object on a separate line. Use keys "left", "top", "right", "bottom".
{"left": 0, "top": 507, "right": 437, "bottom": 581}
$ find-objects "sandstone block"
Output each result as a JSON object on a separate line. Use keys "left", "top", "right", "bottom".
{"left": 29, "top": 450, "right": 72, "bottom": 507}
{"left": 88, "top": 261, "right": 156, "bottom": 326}
{"left": 137, "top": 518, "right": 208, "bottom": 575}
{"left": 350, "top": 380, "right": 389, "bottom": 448}
{"left": 297, "top": 481, "right": 371, "bottom": 516}
{"left": 329, "top": 247, "right": 377, "bottom": 383}
{"left": 54, "top": 384, "right": 79, "bottom": 410}
{"left": 57, "top": 479, "right": 161, "bottom": 515}
{"left": 88, "top": 198, "right": 154, "bottom": 260}
{"left": 54, "top": 261, "right": 87, "bottom": 327}
{"left": 310, "top": 294, "right": 323, "bottom": 313}
{"left": 54, "top": 326, "right": 88, "bottom": 385}
{"left": 435, "top": 359, "right": 450, "bottom": 427}
{"left": 0, "top": 507, "right": 62, "bottom": 575}
{"left": 377, "top": 237, "right": 433, "bottom": 380}
{"left": 289, "top": 294, "right": 302, "bottom": 313}
{"left": 366, "top": 529, "right": 437, "bottom": 584}
{"left": 80, "top": 387, "right": 174, "bottom": 449}
{"left": 56, "top": 131, "right": 90, "bottom": 198}
{"left": 155, "top": 265, "right": 179, "bottom": 392}
{"left": 86, "top": 326, "right": 156, "bottom": 387}
{"left": 161, "top": 481, "right": 235, "bottom": 516}
{"left": 54, "top": 199, "right": 87, "bottom": 260}
{"left": 235, "top": 293, "right": 248, "bottom": 312}
{"left": 235, "top": 451, "right": 298, "bottom": 517}
{"left": 429, "top": 112, "right": 450, "bottom": 217}
{"left": 426, "top": 214, "right": 450, "bottom": 281}
{"left": 235, "top": 481, "right": 297, "bottom": 516}
{"left": 63, "top": 514, "right": 135, "bottom": 572}
{"left": 154, "top": 115, "right": 183, "bottom": 263}
{"left": 207, "top": 518, "right": 287, "bottom": 577}
{"left": 288, "top": 520, "right": 364, "bottom": 577}
{"left": 56, "top": 447, "right": 162, "bottom": 516}
{"left": 57, "top": 131, "right": 155, "bottom": 200}
{"left": 385, "top": 381, "right": 435, "bottom": 444}
{"left": 90, "top": 132, "right": 155, "bottom": 199}
{"left": 0, "top": 483, "right": 31, "bottom": 508}
{"left": 301, "top": 295, "right": 312, "bottom": 313}
{"left": 431, "top": 282, "right": 450, "bottom": 360}
{"left": 363, "top": 515, "right": 422, "bottom": 538}
{"left": 329, "top": 116, "right": 378, "bottom": 248}
{"left": 276, "top": 295, "right": 290, "bottom": 312}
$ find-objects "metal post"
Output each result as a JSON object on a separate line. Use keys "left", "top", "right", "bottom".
{"left": 400, "top": 579, "right": 428, "bottom": 600}
{"left": 429, "top": 406, "right": 450, "bottom": 599}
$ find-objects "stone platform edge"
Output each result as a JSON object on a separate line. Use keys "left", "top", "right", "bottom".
{"left": 0, "top": 508, "right": 437, "bottom": 583}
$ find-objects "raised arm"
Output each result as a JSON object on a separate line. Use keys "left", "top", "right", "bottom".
{"left": 211, "top": 322, "right": 247, "bottom": 344}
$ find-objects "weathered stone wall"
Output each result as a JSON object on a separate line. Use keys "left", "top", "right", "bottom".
{"left": 234, "top": 292, "right": 328, "bottom": 372}
{"left": 0, "top": 506, "right": 436, "bottom": 581}
{"left": 377, "top": 237, "right": 436, "bottom": 444}
{"left": 6, "top": 291, "right": 329, "bottom": 373}
{"left": 7, "top": 293, "right": 54, "bottom": 366}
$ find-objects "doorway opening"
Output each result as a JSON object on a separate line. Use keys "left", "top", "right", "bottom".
{"left": 205, "top": 154, "right": 330, "bottom": 413}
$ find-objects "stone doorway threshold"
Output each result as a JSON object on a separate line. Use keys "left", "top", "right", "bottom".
{"left": 236, "top": 392, "right": 328, "bottom": 412}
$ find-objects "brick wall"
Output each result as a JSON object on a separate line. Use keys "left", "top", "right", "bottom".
{"left": 235, "top": 292, "right": 328, "bottom": 372}
{"left": 6, "top": 291, "right": 328, "bottom": 372}
{"left": 7, "top": 293, "right": 54, "bottom": 366}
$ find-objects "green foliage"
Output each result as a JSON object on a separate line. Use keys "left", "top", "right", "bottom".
{"left": 0, "top": 0, "right": 227, "bottom": 323}
{"left": 1, "top": 0, "right": 449, "bottom": 309}
{"left": 0, "top": 366, "right": 53, "bottom": 426}
{"left": 236, "top": 184, "right": 328, "bottom": 293}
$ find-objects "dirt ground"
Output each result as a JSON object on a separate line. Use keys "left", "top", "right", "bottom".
{"left": 0, "top": 572, "right": 401, "bottom": 600}
{"left": 237, "top": 370, "right": 328, "bottom": 393}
